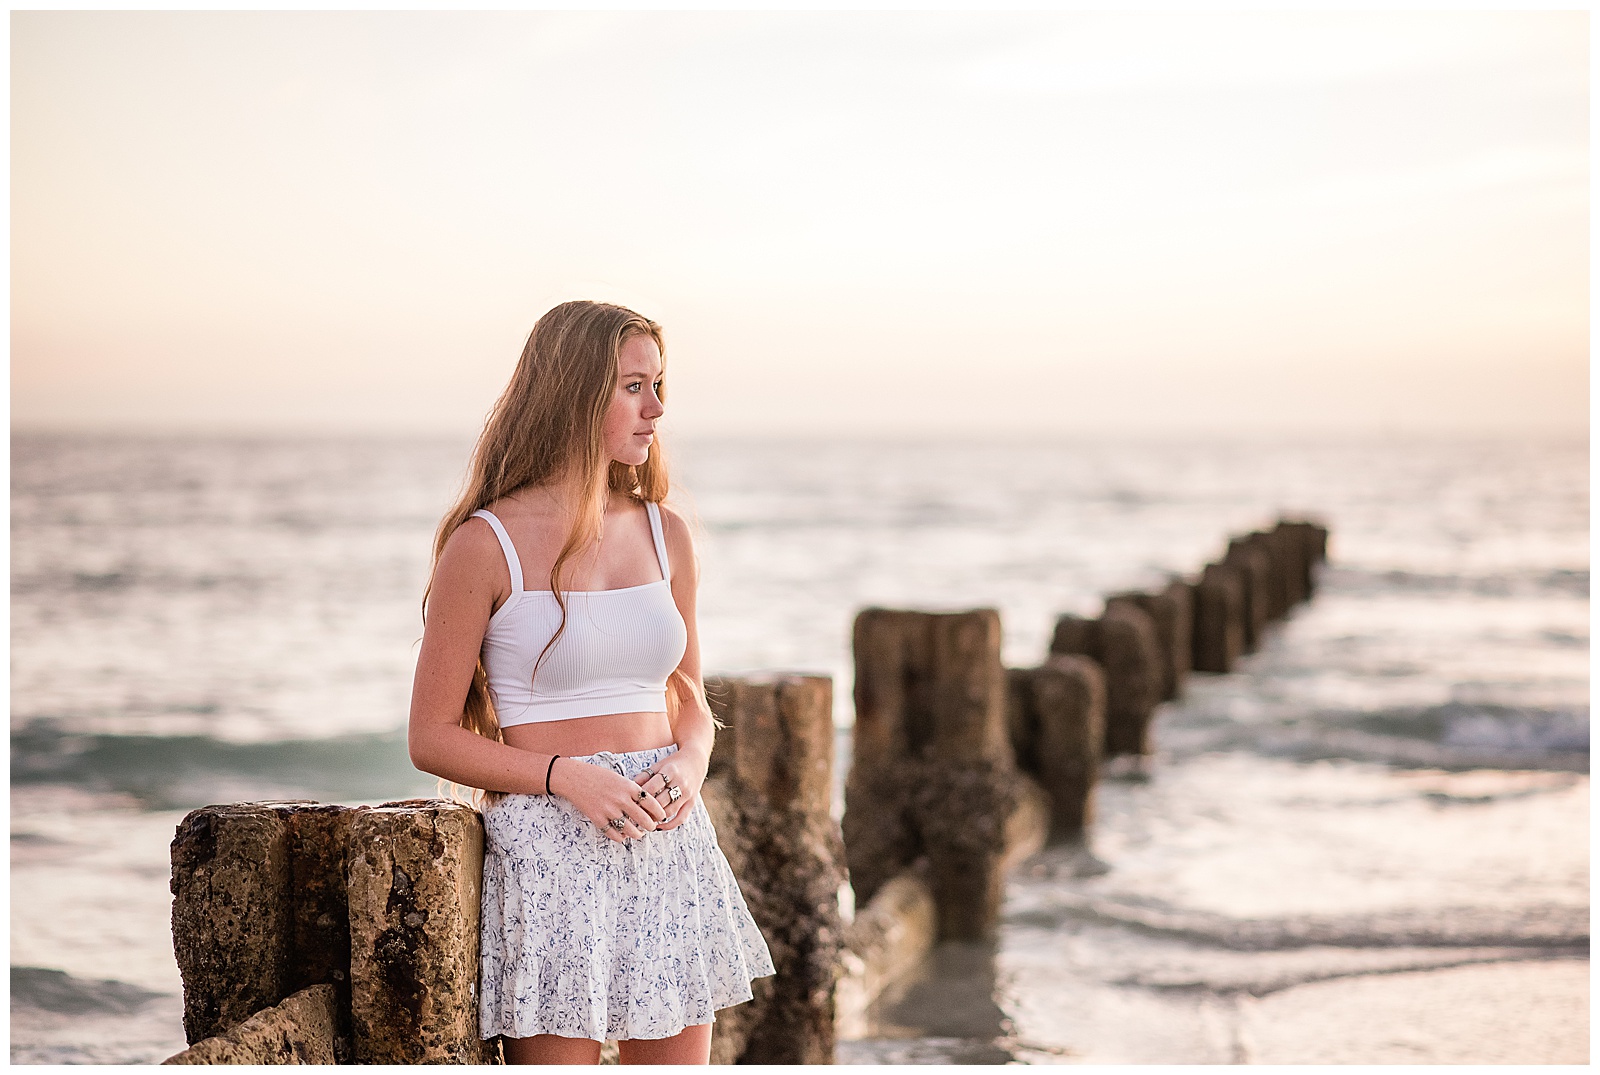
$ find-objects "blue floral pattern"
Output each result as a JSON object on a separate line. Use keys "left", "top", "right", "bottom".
{"left": 479, "top": 745, "right": 776, "bottom": 1042}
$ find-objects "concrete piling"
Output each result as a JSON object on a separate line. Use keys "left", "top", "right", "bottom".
{"left": 1006, "top": 654, "right": 1106, "bottom": 841}
{"left": 1270, "top": 524, "right": 1308, "bottom": 607}
{"left": 170, "top": 803, "right": 296, "bottom": 1044}
{"left": 1098, "top": 603, "right": 1164, "bottom": 757}
{"left": 1223, "top": 537, "right": 1273, "bottom": 652}
{"left": 704, "top": 673, "right": 845, "bottom": 1065}
{"left": 345, "top": 800, "right": 494, "bottom": 1064}
{"left": 1274, "top": 519, "right": 1329, "bottom": 601}
{"left": 919, "top": 610, "right": 1019, "bottom": 942}
{"left": 844, "top": 609, "right": 935, "bottom": 909}
{"left": 1191, "top": 561, "right": 1246, "bottom": 673}
{"left": 1106, "top": 580, "right": 1192, "bottom": 701}
{"left": 282, "top": 804, "right": 354, "bottom": 1059}
{"left": 1049, "top": 603, "right": 1163, "bottom": 758}
{"left": 1249, "top": 530, "right": 1293, "bottom": 620}
{"left": 845, "top": 608, "right": 1024, "bottom": 942}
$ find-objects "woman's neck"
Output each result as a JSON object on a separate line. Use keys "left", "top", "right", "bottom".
{"left": 512, "top": 472, "right": 619, "bottom": 519}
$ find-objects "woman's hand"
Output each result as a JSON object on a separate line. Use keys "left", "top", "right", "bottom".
{"left": 632, "top": 746, "right": 709, "bottom": 831}
{"left": 549, "top": 758, "right": 667, "bottom": 843}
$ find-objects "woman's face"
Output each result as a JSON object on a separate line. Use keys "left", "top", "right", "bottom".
{"left": 602, "top": 334, "right": 665, "bottom": 467}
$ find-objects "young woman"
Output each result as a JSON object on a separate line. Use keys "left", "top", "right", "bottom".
{"left": 407, "top": 300, "right": 774, "bottom": 1065}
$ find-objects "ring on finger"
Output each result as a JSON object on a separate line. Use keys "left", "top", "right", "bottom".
{"left": 668, "top": 785, "right": 682, "bottom": 802}
{"left": 609, "top": 816, "right": 627, "bottom": 832}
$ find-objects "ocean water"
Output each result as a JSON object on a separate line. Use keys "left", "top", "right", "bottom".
{"left": 10, "top": 431, "right": 1589, "bottom": 1063}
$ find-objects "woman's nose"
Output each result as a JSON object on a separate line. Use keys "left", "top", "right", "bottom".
{"left": 644, "top": 391, "right": 665, "bottom": 419}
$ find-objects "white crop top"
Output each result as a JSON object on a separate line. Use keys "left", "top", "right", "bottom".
{"left": 472, "top": 502, "right": 688, "bottom": 726}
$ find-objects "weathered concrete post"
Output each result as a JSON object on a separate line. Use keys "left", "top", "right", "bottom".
{"left": 1050, "top": 603, "right": 1163, "bottom": 758}
{"left": 1223, "top": 537, "right": 1273, "bottom": 652}
{"left": 1274, "top": 519, "right": 1328, "bottom": 601}
{"left": 704, "top": 673, "right": 844, "bottom": 1065}
{"left": 845, "top": 609, "right": 1021, "bottom": 942}
{"left": 1246, "top": 530, "right": 1293, "bottom": 621}
{"left": 345, "top": 800, "right": 496, "bottom": 1064}
{"left": 1106, "top": 579, "right": 1192, "bottom": 701}
{"left": 171, "top": 800, "right": 359, "bottom": 1058}
{"left": 170, "top": 804, "right": 295, "bottom": 1044}
{"left": 1096, "top": 602, "right": 1163, "bottom": 757}
{"left": 919, "top": 610, "right": 1017, "bottom": 941}
{"left": 1006, "top": 654, "right": 1106, "bottom": 841}
{"left": 844, "top": 609, "right": 931, "bottom": 909}
{"left": 1268, "top": 524, "right": 1308, "bottom": 608}
{"left": 282, "top": 804, "right": 355, "bottom": 1055}
{"left": 1191, "top": 562, "right": 1245, "bottom": 673}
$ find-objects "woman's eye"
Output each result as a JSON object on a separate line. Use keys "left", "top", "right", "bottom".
{"left": 653, "top": 380, "right": 664, "bottom": 394}
{"left": 627, "top": 382, "right": 642, "bottom": 393}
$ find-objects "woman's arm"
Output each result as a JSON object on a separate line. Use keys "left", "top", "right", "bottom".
{"left": 408, "top": 518, "right": 545, "bottom": 791}
{"left": 408, "top": 518, "right": 663, "bottom": 839}
{"left": 635, "top": 504, "right": 717, "bottom": 829}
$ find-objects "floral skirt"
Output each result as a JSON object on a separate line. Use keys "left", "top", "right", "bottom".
{"left": 478, "top": 745, "right": 776, "bottom": 1042}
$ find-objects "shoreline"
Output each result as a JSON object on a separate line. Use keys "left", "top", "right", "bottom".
{"left": 11, "top": 434, "right": 1588, "bottom": 1064}
{"left": 12, "top": 737, "right": 1589, "bottom": 1064}
{"left": 839, "top": 747, "right": 1590, "bottom": 1064}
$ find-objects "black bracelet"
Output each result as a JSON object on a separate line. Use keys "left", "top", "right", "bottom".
{"left": 545, "top": 755, "right": 561, "bottom": 796}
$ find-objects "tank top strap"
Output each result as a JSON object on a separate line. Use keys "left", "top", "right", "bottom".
{"left": 644, "top": 501, "right": 671, "bottom": 581}
{"left": 471, "top": 509, "right": 524, "bottom": 592}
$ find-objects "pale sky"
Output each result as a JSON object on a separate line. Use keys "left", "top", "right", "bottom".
{"left": 11, "top": 11, "right": 1590, "bottom": 437}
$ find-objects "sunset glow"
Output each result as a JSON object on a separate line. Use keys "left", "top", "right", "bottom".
{"left": 11, "top": 11, "right": 1588, "bottom": 436}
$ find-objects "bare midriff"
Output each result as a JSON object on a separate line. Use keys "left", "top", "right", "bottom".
{"left": 501, "top": 710, "right": 675, "bottom": 758}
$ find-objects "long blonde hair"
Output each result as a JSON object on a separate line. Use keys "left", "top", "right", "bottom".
{"left": 424, "top": 300, "right": 681, "bottom": 787}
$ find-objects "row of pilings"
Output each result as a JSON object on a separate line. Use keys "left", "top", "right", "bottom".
{"left": 845, "top": 517, "right": 1328, "bottom": 953}
{"left": 165, "top": 516, "right": 1326, "bottom": 1063}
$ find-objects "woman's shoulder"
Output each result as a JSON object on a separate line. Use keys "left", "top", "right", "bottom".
{"left": 649, "top": 499, "right": 690, "bottom": 536}
{"left": 426, "top": 511, "right": 516, "bottom": 610}
{"left": 438, "top": 511, "right": 507, "bottom": 572}
{"left": 651, "top": 500, "right": 697, "bottom": 574}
